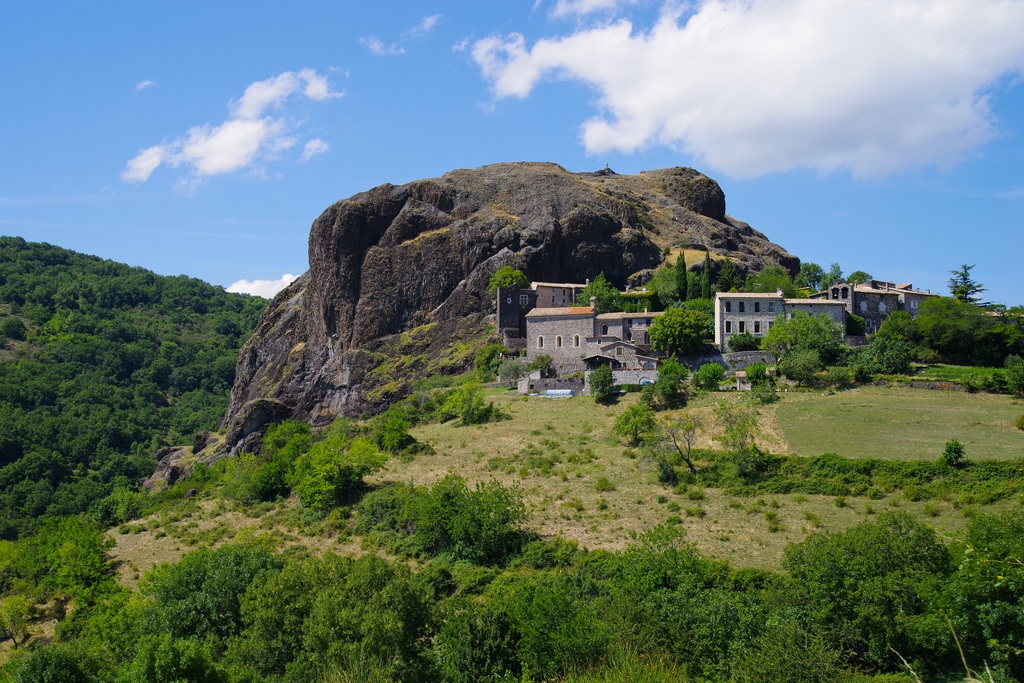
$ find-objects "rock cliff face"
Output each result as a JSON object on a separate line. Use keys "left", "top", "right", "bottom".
{"left": 220, "top": 162, "right": 797, "bottom": 454}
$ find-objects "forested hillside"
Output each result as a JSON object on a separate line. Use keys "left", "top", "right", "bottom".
{"left": 0, "top": 237, "right": 267, "bottom": 538}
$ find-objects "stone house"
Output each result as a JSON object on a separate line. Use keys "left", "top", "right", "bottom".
{"left": 524, "top": 303, "right": 664, "bottom": 375}
{"left": 713, "top": 292, "right": 847, "bottom": 351}
{"left": 497, "top": 280, "right": 589, "bottom": 348}
{"left": 810, "top": 280, "right": 937, "bottom": 334}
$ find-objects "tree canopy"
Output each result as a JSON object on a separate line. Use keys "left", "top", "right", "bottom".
{"left": 0, "top": 238, "right": 267, "bottom": 537}
{"left": 648, "top": 308, "right": 712, "bottom": 357}
{"left": 488, "top": 266, "right": 529, "bottom": 296}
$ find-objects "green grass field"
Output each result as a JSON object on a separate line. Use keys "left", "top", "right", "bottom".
{"left": 774, "top": 386, "right": 1024, "bottom": 460}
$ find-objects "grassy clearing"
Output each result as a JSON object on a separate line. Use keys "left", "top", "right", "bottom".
{"left": 112, "top": 385, "right": 1024, "bottom": 575}
{"left": 774, "top": 386, "right": 1024, "bottom": 460}
{"left": 384, "top": 387, "right": 1021, "bottom": 570}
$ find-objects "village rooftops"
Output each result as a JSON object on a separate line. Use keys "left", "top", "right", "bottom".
{"left": 525, "top": 305, "right": 594, "bottom": 318}
{"left": 852, "top": 281, "right": 936, "bottom": 296}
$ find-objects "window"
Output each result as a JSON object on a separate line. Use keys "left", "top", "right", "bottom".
{"left": 616, "top": 347, "right": 623, "bottom": 356}
{"left": 537, "top": 336, "right": 544, "bottom": 348}
{"left": 739, "top": 321, "right": 746, "bottom": 333}
{"left": 754, "top": 321, "right": 761, "bottom": 334}
{"left": 725, "top": 301, "right": 732, "bottom": 312}
{"left": 601, "top": 324, "right": 609, "bottom": 335}
{"left": 860, "top": 300, "right": 867, "bottom": 313}
{"left": 556, "top": 336, "right": 562, "bottom": 348}
{"left": 573, "top": 335, "right": 580, "bottom": 347}
{"left": 754, "top": 301, "right": 760, "bottom": 313}
{"left": 725, "top": 321, "right": 732, "bottom": 334}
{"left": 520, "top": 294, "right": 529, "bottom": 305}
{"left": 832, "top": 289, "right": 839, "bottom": 300}
{"left": 912, "top": 300, "right": 919, "bottom": 309}
{"left": 767, "top": 321, "right": 773, "bottom": 330}
{"left": 739, "top": 302, "right": 746, "bottom": 313}
{"left": 768, "top": 302, "right": 776, "bottom": 313}
{"left": 878, "top": 301, "right": 886, "bottom": 313}
{"left": 551, "top": 296, "right": 556, "bottom": 305}
{"left": 841, "top": 287, "right": 848, "bottom": 299}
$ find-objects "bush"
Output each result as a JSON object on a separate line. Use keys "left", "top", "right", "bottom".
{"left": 474, "top": 343, "right": 509, "bottom": 381}
{"left": 1016, "top": 414, "right": 1024, "bottom": 431}
{"left": 727, "top": 331, "right": 760, "bottom": 351}
{"left": 845, "top": 313, "right": 866, "bottom": 336}
{"left": 941, "top": 438, "right": 967, "bottom": 468}
{"left": 779, "top": 348, "right": 821, "bottom": 386}
{"left": 291, "top": 437, "right": 386, "bottom": 511}
{"left": 694, "top": 363, "right": 724, "bottom": 391}
{"left": 613, "top": 404, "right": 656, "bottom": 445}
{"left": 1006, "top": 354, "right": 1024, "bottom": 396}
{"left": 588, "top": 365, "right": 614, "bottom": 403}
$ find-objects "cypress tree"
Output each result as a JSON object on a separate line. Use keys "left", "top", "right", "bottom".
{"left": 701, "top": 251, "right": 713, "bottom": 299}
{"left": 675, "top": 252, "right": 688, "bottom": 302}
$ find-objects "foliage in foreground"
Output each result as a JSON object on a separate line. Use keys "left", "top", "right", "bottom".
{"left": 3, "top": 500, "right": 1023, "bottom": 683}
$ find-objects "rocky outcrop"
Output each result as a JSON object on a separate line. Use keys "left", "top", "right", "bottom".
{"left": 219, "top": 162, "right": 798, "bottom": 453}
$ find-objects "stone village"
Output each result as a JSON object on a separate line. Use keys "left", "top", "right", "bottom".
{"left": 496, "top": 277, "right": 937, "bottom": 394}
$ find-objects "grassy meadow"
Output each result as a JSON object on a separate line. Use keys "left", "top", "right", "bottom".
{"left": 108, "top": 383, "right": 1024, "bottom": 575}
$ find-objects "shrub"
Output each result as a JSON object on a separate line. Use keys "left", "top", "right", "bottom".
{"left": 291, "top": 437, "right": 386, "bottom": 511}
{"left": 779, "top": 348, "right": 821, "bottom": 386}
{"left": 1016, "top": 414, "right": 1024, "bottom": 431}
{"left": 588, "top": 365, "right": 614, "bottom": 403}
{"left": 941, "top": 438, "right": 967, "bottom": 468}
{"left": 474, "top": 343, "right": 509, "bottom": 381}
{"left": 1006, "top": 354, "right": 1024, "bottom": 396}
{"left": 595, "top": 476, "right": 617, "bottom": 492}
{"left": 694, "top": 363, "right": 724, "bottom": 391}
{"left": 822, "top": 366, "right": 853, "bottom": 389}
{"left": 727, "top": 331, "right": 760, "bottom": 351}
{"left": 488, "top": 265, "right": 529, "bottom": 296}
{"left": 613, "top": 404, "right": 656, "bottom": 445}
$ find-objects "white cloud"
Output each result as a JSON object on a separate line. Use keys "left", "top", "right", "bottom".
{"left": 474, "top": 0, "right": 1024, "bottom": 178}
{"left": 134, "top": 80, "right": 157, "bottom": 94}
{"left": 122, "top": 69, "right": 341, "bottom": 184}
{"left": 406, "top": 14, "right": 442, "bottom": 37}
{"left": 363, "top": 15, "right": 444, "bottom": 56}
{"left": 361, "top": 36, "right": 405, "bottom": 56}
{"left": 226, "top": 273, "right": 299, "bottom": 298}
{"left": 551, "top": 0, "right": 639, "bottom": 18}
{"left": 300, "top": 138, "right": 330, "bottom": 161}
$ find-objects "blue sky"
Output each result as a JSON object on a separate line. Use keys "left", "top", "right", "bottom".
{"left": 2, "top": 0, "right": 1022, "bottom": 303}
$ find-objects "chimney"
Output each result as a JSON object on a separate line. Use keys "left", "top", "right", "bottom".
{"left": 590, "top": 296, "right": 597, "bottom": 310}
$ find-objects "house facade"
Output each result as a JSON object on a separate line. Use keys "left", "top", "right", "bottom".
{"left": 713, "top": 292, "right": 847, "bottom": 351}
{"left": 810, "top": 280, "right": 937, "bottom": 334}
{"left": 497, "top": 280, "right": 589, "bottom": 347}
{"left": 524, "top": 304, "right": 664, "bottom": 374}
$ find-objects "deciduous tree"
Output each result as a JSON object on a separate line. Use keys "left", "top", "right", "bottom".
{"left": 649, "top": 308, "right": 712, "bottom": 357}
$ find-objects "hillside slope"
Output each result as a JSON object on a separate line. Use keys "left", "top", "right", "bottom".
{"left": 221, "top": 162, "right": 799, "bottom": 453}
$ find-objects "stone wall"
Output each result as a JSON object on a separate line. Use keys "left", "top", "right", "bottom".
{"left": 526, "top": 313, "right": 595, "bottom": 373}
{"left": 680, "top": 350, "right": 775, "bottom": 372}
{"left": 611, "top": 369, "right": 659, "bottom": 386}
{"left": 518, "top": 375, "right": 585, "bottom": 395}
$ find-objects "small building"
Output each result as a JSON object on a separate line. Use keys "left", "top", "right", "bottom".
{"left": 713, "top": 291, "right": 847, "bottom": 351}
{"left": 810, "top": 279, "right": 938, "bottom": 334}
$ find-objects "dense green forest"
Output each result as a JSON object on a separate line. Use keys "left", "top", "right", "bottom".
{"left": 0, "top": 237, "right": 266, "bottom": 538}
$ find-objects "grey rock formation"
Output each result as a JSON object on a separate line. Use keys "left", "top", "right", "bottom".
{"left": 220, "top": 162, "right": 798, "bottom": 453}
